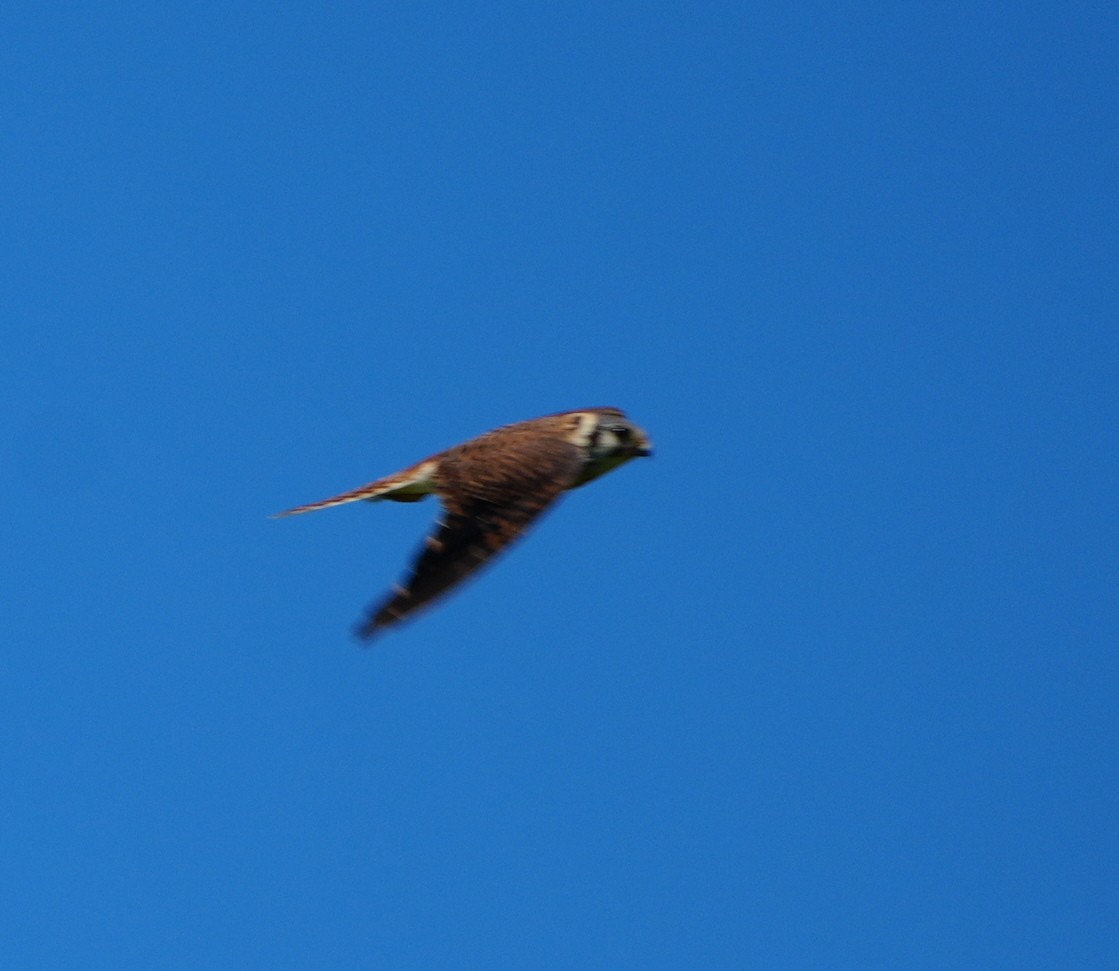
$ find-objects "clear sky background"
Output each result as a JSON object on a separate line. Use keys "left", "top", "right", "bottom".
{"left": 3, "top": 2, "right": 1116, "bottom": 968}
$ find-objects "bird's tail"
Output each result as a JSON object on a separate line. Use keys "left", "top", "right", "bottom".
{"left": 272, "top": 459, "right": 439, "bottom": 518}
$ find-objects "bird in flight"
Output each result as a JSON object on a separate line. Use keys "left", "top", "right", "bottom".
{"left": 276, "top": 407, "right": 652, "bottom": 641}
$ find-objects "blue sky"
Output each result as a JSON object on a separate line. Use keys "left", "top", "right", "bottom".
{"left": 3, "top": 2, "right": 1116, "bottom": 967}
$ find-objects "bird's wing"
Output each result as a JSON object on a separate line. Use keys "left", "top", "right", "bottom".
{"left": 356, "top": 436, "right": 585, "bottom": 639}
{"left": 273, "top": 459, "right": 440, "bottom": 518}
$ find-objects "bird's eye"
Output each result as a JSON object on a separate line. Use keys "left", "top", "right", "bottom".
{"left": 607, "top": 424, "right": 631, "bottom": 440}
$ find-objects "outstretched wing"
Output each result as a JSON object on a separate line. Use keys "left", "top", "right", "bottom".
{"left": 273, "top": 459, "right": 439, "bottom": 518}
{"left": 356, "top": 436, "right": 585, "bottom": 640}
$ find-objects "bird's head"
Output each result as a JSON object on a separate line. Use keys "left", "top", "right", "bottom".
{"left": 569, "top": 407, "right": 653, "bottom": 487}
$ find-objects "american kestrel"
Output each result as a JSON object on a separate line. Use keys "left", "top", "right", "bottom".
{"left": 276, "top": 407, "right": 652, "bottom": 640}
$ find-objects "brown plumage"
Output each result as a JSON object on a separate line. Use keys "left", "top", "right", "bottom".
{"left": 275, "top": 408, "right": 652, "bottom": 642}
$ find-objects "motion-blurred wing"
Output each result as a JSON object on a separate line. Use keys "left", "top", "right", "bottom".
{"left": 356, "top": 438, "right": 584, "bottom": 639}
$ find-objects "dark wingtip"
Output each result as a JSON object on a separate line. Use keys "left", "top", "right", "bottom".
{"left": 353, "top": 606, "right": 405, "bottom": 645}
{"left": 352, "top": 614, "right": 384, "bottom": 644}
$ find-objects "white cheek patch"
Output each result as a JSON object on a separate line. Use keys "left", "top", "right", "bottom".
{"left": 572, "top": 412, "right": 600, "bottom": 449}
{"left": 599, "top": 430, "right": 620, "bottom": 452}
